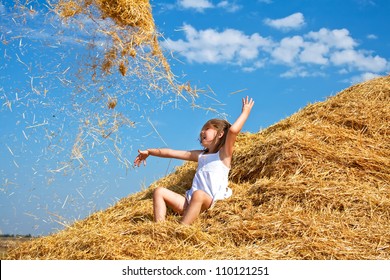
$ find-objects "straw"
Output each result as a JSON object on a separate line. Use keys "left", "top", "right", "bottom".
{"left": 7, "top": 75, "right": 390, "bottom": 260}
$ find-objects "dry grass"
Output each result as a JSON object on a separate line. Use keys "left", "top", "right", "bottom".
{"left": 0, "top": 237, "right": 33, "bottom": 259}
{"left": 7, "top": 75, "right": 390, "bottom": 260}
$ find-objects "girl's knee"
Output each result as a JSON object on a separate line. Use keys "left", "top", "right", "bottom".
{"left": 153, "top": 186, "right": 165, "bottom": 199}
{"left": 192, "top": 190, "right": 211, "bottom": 202}
{"left": 188, "top": 190, "right": 213, "bottom": 213}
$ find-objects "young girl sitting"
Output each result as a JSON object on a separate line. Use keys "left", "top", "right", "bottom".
{"left": 134, "top": 96, "right": 254, "bottom": 224}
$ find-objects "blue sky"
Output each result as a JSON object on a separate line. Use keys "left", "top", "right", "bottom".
{"left": 1, "top": 0, "right": 389, "bottom": 236}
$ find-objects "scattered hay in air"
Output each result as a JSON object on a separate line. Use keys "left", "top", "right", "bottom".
{"left": 55, "top": 0, "right": 172, "bottom": 82}
{"left": 50, "top": 0, "right": 205, "bottom": 169}
{"left": 107, "top": 97, "right": 117, "bottom": 109}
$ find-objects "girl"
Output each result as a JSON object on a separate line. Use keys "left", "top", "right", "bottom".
{"left": 134, "top": 96, "right": 254, "bottom": 224}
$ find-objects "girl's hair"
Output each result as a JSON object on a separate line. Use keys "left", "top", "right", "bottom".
{"left": 199, "top": 118, "right": 231, "bottom": 153}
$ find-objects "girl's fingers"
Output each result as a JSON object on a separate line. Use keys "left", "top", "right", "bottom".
{"left": 134, "top": 154, "right": 145, "bottom": 167}
{"left": 242, "top": 96, "right": 254, "bottom": 105}
{"left": 243, "top": 96, "right": 252, "bottom": 104}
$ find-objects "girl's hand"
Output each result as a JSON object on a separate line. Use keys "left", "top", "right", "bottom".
{"left": 134, "top": 149, "right": 149, "bottom": 167}
{"left": 242, "top": 96, "right": 254, "bottom": 113}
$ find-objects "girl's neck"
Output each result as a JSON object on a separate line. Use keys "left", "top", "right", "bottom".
{"left": 203, "top": 139, "right": 222, "bottom": 154}
{"left": 204, "top": 147, "right": 219, "bottom": 154}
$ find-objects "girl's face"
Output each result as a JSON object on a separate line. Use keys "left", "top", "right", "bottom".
{"left": 200, "top": 125, "right": 219, "bottom": 147}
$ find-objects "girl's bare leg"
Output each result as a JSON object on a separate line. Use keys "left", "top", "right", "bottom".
{"left": 153, "top": 187, "right": 186, "bottom": 222}
{"left": 181, "top": 190, "right": 212, "bottom": 225}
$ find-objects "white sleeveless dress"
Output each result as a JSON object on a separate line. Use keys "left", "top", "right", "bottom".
{"left": 185, "top": 151, "right": 232, "bottom": 203}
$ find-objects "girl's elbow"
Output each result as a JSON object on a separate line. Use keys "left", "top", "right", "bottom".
{"left": 229, "top": 126, "right": 241, "bottom": 135}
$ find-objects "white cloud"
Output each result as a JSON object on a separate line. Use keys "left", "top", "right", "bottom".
{"left": 264, "top": 12, "right": 305, "bottom": 31}
{"left": 242, "top": 60, "right": 266, "bottom": 72}
{"left": 356, "top": 0, "right": 377, "bottom": 7}
{"left": 163, "top": 24, "right": 389, "bottom": 78}
{"left": 271, "top": 36, "right": 303, "bottom": 64}
{"left": 162, "top": 24, "right": 273, "bottom": 66}
{"left": 217, "top": 1, "right": 241, "bottom": 12}
{"left": 178, "top": 0, "right": 214, "bottom": 11}
{"left": 349, "top": 72, "right": 382, "bottom": 84}
{"left": 367, "top": 34, "right": 378, "bottom": 40}
{"left": 270, "top": 28, "right": 388, "bottom": 73}
{"left": 281, "top": 66, "right": 325, "bottom": 78}
{"left": 331, "top": 49, "right": 388, "bottom": 72}
{"left": 299, "top": 42, "right": 329, "bottom": 65}
{"left": 177, "top": 0, "right": 241, "bottom": 12}
{"left": 305, "top": 28, "right": 357, "bottom": 49}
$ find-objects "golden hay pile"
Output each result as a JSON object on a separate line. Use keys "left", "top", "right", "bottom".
{"left": 7, "top": 76, "right": 390, "bottom": 260}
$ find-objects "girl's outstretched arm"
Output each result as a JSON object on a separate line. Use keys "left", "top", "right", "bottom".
{"left": 134, "top": 148, "right": 201, "bottom": 167}
{"left": 221, "top": 96, "right": 254, "bottom": 163}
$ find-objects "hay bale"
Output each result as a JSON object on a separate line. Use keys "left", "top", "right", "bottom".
{"left": 7, "top": 75, "right": 390, "bottom": 259}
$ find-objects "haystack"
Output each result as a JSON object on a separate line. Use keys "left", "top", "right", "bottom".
{"left": 7, "top": 75, "right": 390, "bottom": 259}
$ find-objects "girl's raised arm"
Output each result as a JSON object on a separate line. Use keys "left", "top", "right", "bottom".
{"left": 134, "top": 148, "right": 201, "bottom": 167}
{"left": 221, "top": 96, "right": 254, "bottom": 162}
